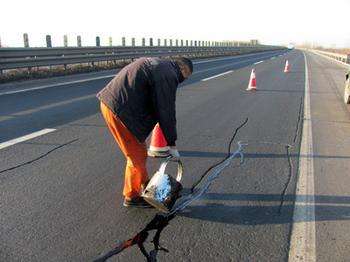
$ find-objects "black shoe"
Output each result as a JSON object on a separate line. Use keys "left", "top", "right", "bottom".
{"left": 123, "top": 197, "right": 153, "bottom": 208}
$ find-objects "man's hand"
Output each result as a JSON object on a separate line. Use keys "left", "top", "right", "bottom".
{"left": 169, "top": 146, "right": 180, "bottom": 159}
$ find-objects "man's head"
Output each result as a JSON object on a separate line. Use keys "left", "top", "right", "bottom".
{"left": 174, "top": 57, "right": 193, "bottom": 80}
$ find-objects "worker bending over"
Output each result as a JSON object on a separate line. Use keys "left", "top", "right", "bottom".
{"left": 97, "top": 57, "right": 193, "bottom": 207}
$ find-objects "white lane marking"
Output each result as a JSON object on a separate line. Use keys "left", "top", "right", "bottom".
{"left": 0, "top": 128, "right": 56, "bottom": 150}
{"left": 193, "top": 51, "right": 278, "bottom": 64}
{"left": 254, "top": 60, "right": 264, "bottom": 65}
{"left": 201, "top": 70, "right": 233, "bottom": 81}
{"left": 0, "top": 94, "right": 95, "bottom": 122}
{"left": 194, "top": 54, "right": 275, "bottom": 75}
{"left": 0, "top": 51, "right": 282, "bottom": 97}
{"left": 288, "top": 53, "right": 316, "bottom": 262}
{"left": 0, "top": 75, "right": 115, "bottom": 96}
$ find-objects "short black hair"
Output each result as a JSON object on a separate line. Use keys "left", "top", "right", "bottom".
{"left": 174, "top": 57, "right": 193, "bottom": 73}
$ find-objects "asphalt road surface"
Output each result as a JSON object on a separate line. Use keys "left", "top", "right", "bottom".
{"left": 0, "top": 49, "right": 349, "bottom": 262}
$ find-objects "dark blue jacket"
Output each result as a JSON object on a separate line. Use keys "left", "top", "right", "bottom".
{"left": 97, "top": 57, "right": 184, "bottom": 146}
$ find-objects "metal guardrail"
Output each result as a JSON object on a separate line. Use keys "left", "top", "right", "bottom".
{"left": 0, "top": 45, "right": 284, "bottom": 71}
{"left": 312, "top": 49, "right": 350, "bottom": 65}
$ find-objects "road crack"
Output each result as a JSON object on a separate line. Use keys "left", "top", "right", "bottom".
{"left": 0, "top": 139, "right": 78, "bottom": 174}
{"left": 278, "top": 96, "right": 304, "bottom": 213}
{"left": 93, "top": 119, "right": 248, "bottom": 262}
{"left": 94, "top": 97, "right": 305, "bottom": 260}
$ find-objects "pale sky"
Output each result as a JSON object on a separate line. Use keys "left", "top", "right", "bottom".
{"left": 1, "top": 0, "right": 349, "bottom": 48}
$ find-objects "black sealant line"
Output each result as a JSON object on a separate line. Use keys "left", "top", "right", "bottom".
{"left": 293, "top": 96, "right": 304, "bottom": 145}
{"left": 0, "top": 139, "right": 79, "bottom": 174}
{"left": 278, "top": 96, "right": 304, "bottom": 213}
{"left": 93, "top": 105, "right": 304, "bottom": 261}
{"left": 277, "top": 144, "right": 294, "bottom": 214}
{"left": 93, "top": 119, "right": 249, "bottom": 262}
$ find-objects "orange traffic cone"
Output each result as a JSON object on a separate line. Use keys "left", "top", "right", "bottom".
{"left": 148, "top": 124, "right": 170, "bottom": 158}
{"left": 246, "top": 69, "right": 257, "bottom": 91}
{"left": 284, "top": 60, "right": 290, "bottom": 73}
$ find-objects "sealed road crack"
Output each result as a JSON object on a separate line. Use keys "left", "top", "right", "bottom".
{"left": 95, "top": 96, "right": 305, "bottom": 261}
{"left": 0, "top": 139, "right": 78, "bottom": 174}
{"left": 93, "top": 119, "right": 248, "bottom": 262}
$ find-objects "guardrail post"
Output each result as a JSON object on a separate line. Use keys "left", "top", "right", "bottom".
{"left": 157, "top": 38, "right": 161, "bottom": 46}
{"left": 149, "top": 38, "right": 153, "bottom": 46}
{"left": 194, "top": 41, "right": 197, "bottom": 47}
{"left": 96, "top": 36, "right": 100, "bottom": 47}
{"left": 23, "top": 33, "right": 29, "bottom": 48}
{"left": 46, "top": 35, "right": 52, "bottom": 48}
{"left": 64, "top": 35, "right": 68, "bottom": 47}
{"left": 122, "top": 37, "right": 126, "bottom": 47}
{"left": 109, "top": 37, "right": 113, "bottom": 46}
{"left": 181, "top": 39, "right": 183, "bottom": 46}
{"left": 132, "top": 38, "right": 135, "bottom": 46}
{"left": 142, "top": 38, "right": 145, "bottom": 46}
{"left": 176, "top": 39, "right": 178, "bottom": 46}
{"left": 77, "top": 35, "right": 82, "bottom": 47}
{"left": 186, "top": 40, "right": 188, "bottom": 46}
{"left": 190, "top": 40, "right": 193, "bottom": 46}
{"left": 170, "top": 39, "right": 173, "bottom": 46}
{"left": 164, "top": 39, "right": 167, "bottom": 46}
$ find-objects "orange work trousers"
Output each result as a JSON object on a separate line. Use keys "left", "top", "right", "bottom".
{"left": 100, "top": 102, "right": 148, "bottom": 199}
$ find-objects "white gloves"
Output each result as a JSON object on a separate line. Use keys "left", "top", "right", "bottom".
{"left": 169, "top": 146, "right": 180, "bottom": 159}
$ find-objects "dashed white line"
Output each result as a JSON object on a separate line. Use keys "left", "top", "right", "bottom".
{"left": 193, "top": 51, "right": 277, "bottom": 64}
{"left": 0, "top": 128, "right": 56, "bottom": 150}
{"left": 254, "top": 60, "right": 264, "bottom": 65}
{"left": 0, "top": 75, "right": 115, "bottom": 96}
{"left": 0, "top": 94, "right": 95, "bottom": 122}
{"left": 201, "top": 70, "right": 233, "bottom": 81}
{"left": 0, "top": 52, "right": 283, "bottom": 97}
{"left": 288, "top": 53, "right": 316, "bottom": 262}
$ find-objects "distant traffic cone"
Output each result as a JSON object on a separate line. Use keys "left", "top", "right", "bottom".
{"left": 246, "top": 69, "right": 257, "bottom": 91}
{"left": 148, "top": 124, "right": 170, "bottom": 158}
{"left": 284, "top": 60, "right": 290, "bottom": 73}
